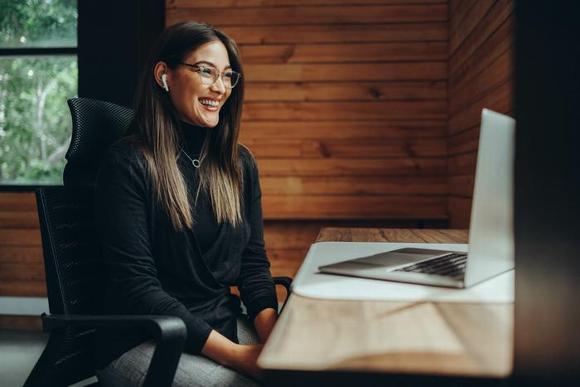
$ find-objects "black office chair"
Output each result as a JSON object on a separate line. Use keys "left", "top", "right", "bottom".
{"left": 25, "top": 98, "right": 292, "bottom": 387}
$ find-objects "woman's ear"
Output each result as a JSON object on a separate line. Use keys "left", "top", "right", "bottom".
{"left": 154, "top": 61, "right": 169, "bottom": 92}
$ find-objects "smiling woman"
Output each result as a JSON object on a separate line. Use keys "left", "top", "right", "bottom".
{"left": 93, "top": 22, "right": 276, "bottom": 387}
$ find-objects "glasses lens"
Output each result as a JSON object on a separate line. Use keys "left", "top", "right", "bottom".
{"left": 196, "top": 65, "right": 240, "bottom": 88}
{"left": 224, "top": 71, "right": 240, "bottom": 88}
{"left": 197, "top": 66, "right": 217, "bottom": 84}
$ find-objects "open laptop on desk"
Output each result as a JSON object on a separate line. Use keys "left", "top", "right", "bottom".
{"left": 319, "top": 109, "right": 515, "bottom": 288}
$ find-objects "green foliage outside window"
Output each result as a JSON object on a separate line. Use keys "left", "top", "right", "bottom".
{"left": 0, "top": 0, "right": 77, "bottom": 184}
{"left": 0, "top": 0, "right": 77, "bottom": 47}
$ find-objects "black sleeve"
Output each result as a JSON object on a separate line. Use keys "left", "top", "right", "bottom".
{"left": 237, "top": 151, "right": 278, "bottom": 321}
{"left": 95, "top": 146, "right": 213, "bottom": 353}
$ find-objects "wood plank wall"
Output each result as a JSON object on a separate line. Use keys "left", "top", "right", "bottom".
{"left": 447, "top": 0, "right": 514, "bottom": 227}
{"left": 166, "top": 0, "right": 449, "bottom": 278}
{"left": 0, "top": 192, "right": 45, "bottom": 297}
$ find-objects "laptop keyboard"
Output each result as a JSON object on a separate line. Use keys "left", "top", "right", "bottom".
{"left": 395, "top": 253, "right": 467, "bottom": 279}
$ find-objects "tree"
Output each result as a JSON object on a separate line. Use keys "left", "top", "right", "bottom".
{"left": 0, "top": 0, "right": 77, "bottom": 183}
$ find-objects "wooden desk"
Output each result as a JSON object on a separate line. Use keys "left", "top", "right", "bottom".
{"left": 259, "top": 228, "right": 513, "bottom": 385}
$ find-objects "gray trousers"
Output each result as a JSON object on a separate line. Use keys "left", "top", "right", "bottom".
{"left": 97, "top": 317, "right": 261, "bottom": 387}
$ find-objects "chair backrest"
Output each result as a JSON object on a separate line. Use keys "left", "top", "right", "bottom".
{"left": 43, "top": 98, "right": 133, "bottom": 314}
{"left": 27, "top": 98, "right": 133, "bottom": 386}
{"left": 64, "top": 97, "right": 134, "bottom": 187}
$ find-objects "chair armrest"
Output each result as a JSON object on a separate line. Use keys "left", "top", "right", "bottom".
{"left": 42, "top": 313, "right": 186, "bottom": 387}
{"left": 42, "top": 313, "right": 185, "bottom": 333}
{"left": 273, "top": 276, "right": 293, "bottom": 313}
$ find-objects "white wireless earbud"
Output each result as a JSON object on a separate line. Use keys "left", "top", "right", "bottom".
{"left": 161, "top": 74, "right": 169, "bottom": 92}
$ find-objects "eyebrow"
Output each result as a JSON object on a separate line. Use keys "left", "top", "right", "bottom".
{"left": 193, "top": 60, "right": 232, "bottom": 71}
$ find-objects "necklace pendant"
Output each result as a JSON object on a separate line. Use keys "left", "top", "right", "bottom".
{"left": 181, "top": 149, "right": 201, "bottom": 168}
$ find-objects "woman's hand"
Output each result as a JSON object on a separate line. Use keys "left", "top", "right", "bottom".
{"left": 201, "top": 330, "right": 263, "bottom": 379}
{"left": 230, "top": 344, "right": 263, "bottom": 379}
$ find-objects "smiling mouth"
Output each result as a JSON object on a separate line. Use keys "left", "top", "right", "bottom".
{"left": 198, "top": 98, "right": 220, "bottom": 111}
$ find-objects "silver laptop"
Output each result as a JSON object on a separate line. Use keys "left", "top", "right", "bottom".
{"left": 319, "top": 109, "right": 515, "bottom": 288}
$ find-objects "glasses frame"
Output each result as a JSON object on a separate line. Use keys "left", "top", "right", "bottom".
{"left": 179, "top": 62, "right": 241, "bottom": 89}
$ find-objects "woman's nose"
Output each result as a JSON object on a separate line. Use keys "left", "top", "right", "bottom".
{"left": 210, "top": 76, "right": 226, "bottom": 93}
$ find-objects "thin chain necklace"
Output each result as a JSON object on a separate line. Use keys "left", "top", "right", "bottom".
{"left": 180, "top": 148, "right": 203, "bottom": 206}
{"left": 181, "top": 149, "right": 202, "bottom": 168}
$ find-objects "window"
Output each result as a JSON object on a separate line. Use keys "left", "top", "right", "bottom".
{"left": 0, "top": 0, "right": 77, "bottom": 185}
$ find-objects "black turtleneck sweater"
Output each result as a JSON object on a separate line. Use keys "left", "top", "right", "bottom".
{"left": 94, "top": 122, "right": 277, "bottom": 365}
{"left": 180, "top": 122, "right": 219, "bottom": 254}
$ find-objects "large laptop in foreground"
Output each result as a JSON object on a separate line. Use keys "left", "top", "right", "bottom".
{"left": 319, "top": 109, "right": 515, "bottom": 288}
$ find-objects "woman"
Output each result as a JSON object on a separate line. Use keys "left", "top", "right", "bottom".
{"left": 94, "top": 22, "right": 278, "bottom": 387}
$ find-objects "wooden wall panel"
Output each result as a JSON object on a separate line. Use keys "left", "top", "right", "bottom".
{"left": 245, "top": 81, "right": 447, "bottom": 102}
{"left": 261, "top": 176, "right": 447, "bottom": 195}
{"left": 240, "top": 120, "right": 447, "bottom": 139}
{"left": 242, "top": 100, "right": 447, "bottom": 120}
{"left": 220, "top": 23, "right": 448, "bottom": 44}
{"left": 238, "top": 42, "right": 448, "bottom": 63}
{"left": 248, "top": 138, "right": 448, "bottom": 159}
{"left": 264, "top": 195, "right": 448, "bottom": 219}
{"left": 447, "top": 0, "right": 514, "bottom": 228}
{"left": 244, "top": 63, "right": 446, "bottom": 82}
{"left": 170, "top": 0, "right": 445, "bottom": 7}
{"left": 167, "top": 4, "right": 448, "bottom": 26}
{"left": 0, "top": 193, "right": 45, "bottom": 297}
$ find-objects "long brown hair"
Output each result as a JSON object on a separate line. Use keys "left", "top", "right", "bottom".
{"left": 129, "top": 22, "right": 245, "bottom": 230}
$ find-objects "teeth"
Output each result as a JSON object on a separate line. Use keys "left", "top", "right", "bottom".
{"left": 199, "top": 98, "right": 218, "bottom": 107}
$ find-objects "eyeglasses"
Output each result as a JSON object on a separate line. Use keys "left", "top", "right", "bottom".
{"left": 179, "top": 62, "right": 241, "bottom": 89}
